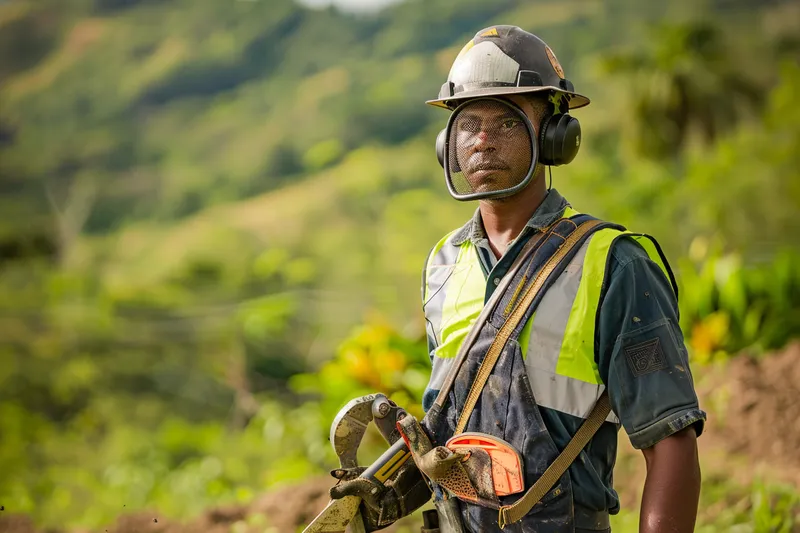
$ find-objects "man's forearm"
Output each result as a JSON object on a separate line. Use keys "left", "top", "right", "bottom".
{"left": 639, "top": 426, "right": 701, "bottom": 533}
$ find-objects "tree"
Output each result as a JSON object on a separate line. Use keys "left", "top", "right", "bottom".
{"left": 600, "top": 21, "right": 764, "bottom": 159}
{"left": 44, "top": 174, "right": 98, "bottom": 266}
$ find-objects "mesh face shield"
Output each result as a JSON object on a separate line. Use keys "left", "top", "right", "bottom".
{"left": 443, "top": 98, "right": 538, "bottom": 201}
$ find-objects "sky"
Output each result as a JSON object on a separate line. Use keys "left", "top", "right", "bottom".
{"left": 294, "top": 0, "right": 406, "bottom": 13}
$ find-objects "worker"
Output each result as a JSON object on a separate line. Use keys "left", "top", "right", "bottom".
{"left": 331, "top": 26, "right": 706, "bottom": 533}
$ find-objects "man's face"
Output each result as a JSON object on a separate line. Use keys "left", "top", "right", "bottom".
{"left": 451, "top": 95, "right": 548, "bottom": 196}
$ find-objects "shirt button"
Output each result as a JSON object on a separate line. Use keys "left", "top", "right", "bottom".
{"left": 493, "top": 277, "right": 500, "bottom": 286}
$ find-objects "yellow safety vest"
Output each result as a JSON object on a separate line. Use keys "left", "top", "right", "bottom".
{"left": 422, "top": 207, "right": 675, "bottom": 423}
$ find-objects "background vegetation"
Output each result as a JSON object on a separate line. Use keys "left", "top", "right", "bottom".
{"left": 1, "top": 0, "right": 799, "bottom": 531}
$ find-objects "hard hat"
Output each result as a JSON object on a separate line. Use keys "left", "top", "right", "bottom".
{"left": 426, "top": 26, "right": 589, "bottom": 111}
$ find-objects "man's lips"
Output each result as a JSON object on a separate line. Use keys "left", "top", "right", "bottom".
{"left": 468, "top": 161, "right": 508, "bottom": 173}
{"left": 468, "top": 169, "right": 505, "bottom": 184}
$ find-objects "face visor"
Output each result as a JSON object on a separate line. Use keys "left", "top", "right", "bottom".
{"left": 440, "top": 98, "right": 538, "bottom": 201}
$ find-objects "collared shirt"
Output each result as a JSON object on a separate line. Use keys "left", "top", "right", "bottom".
{"left": 422, "top": 188, "right": 706, "bottom": 515}
{"left": 450, "top": 188, "right": 572, "bottom": 303}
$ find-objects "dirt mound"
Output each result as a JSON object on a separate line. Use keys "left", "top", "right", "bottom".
{"left": 700, "top": 341, "right": 800, "bottom": 485}
{"left": 0, "top": 477, "right": 418, "bottom": 533}
{"left": 0, "top": 514, "right": 38, "bottom": 533}
{"left": 102, "top": 477, "right": 334, "bottom": 533}
{"left": 249, "top": 476, "right": 333, "bottom": 531}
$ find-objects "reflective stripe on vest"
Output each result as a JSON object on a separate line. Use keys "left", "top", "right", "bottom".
{"left": 423, "top": 212, "right": 675, "bottom": 423}
{"left": 423, "top": 228, "right": 461, "bottom": 349}
{"left": 424, "top": 235, "right": 485, "bottom": 392}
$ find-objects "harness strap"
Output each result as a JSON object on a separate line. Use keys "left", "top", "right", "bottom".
{"left": 445, "top": 218, "right": 612, "bottom": 528}
{"left": 433, "top": 224, "right": 553, "bottom": 409}
{"left": 498, "top": 392, "right": 611, "bottom": 528}
{"left": 454, "top": 219, "right": 603, "bottom": 434}
{"left": 428, "top": 217, "right": 614, "bottom": 528}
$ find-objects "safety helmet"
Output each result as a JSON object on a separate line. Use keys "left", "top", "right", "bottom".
{"left": 430, "top": 26, "right": 587, "bottom": 201}
{"left": 426, "top": 25, "right": 589, "bottom": 111}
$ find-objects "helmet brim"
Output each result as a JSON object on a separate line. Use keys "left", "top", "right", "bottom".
{"left": 426, "top": 86, "right": 590, "bottom": 111}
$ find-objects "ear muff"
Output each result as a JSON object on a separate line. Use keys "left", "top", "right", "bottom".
{"left": 435, "top": 127, "right": 463, "bottom": 172}
{"left": 539, "top": 113, "right": 581, "bottom": 166}
{"left": 435, "top": 128, "right": 446, "bottom": 168}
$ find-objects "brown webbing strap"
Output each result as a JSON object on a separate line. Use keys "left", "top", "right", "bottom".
{"left": 498, "top": 392, "right": 611, "bottom": 529}
{"left": 454, "top": 219, "right": 603, "bottom": 435}
{"left": 444, "top": 218, "right": 612, "bottom": 528}
{"left": 433, "top": 226, "right": 552, "bottom": 410}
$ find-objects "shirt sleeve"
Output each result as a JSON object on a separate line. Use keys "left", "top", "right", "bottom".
{"left": 597, "top": 237, "right": 707, "bottom": 449}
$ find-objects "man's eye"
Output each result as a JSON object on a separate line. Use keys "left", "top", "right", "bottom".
{"left": 501, "top": 119, "right": 520, "bottom": 129}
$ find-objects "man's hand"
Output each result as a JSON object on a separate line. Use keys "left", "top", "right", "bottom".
{"left": 329, "top": 467, "right": 385, "bottom": 515}
{"left": 640, "top": 426, "right": 701, "bottom": 533}
{"left": 329, "top": 462, "right": 431, "bottom": 532}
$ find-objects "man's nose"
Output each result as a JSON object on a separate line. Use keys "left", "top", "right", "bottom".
{"left": 473, "top": 130, "right": 494, "bottom": 151}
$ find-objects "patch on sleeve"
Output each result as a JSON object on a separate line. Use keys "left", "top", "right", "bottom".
{"left": 625, "top": 337, "right": 667, "bottom": 377}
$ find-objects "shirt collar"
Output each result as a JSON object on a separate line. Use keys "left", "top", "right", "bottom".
{"left": 451, "top": 188, "right": 571, "bottom": 246}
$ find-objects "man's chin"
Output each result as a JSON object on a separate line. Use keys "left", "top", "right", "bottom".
{"left": 466, "top": 172, "right": 507, "bottom": 193}
{"left": 479, "top": 189, "right": 534, "bottom": 204}
{"left": 469, "top": 181, "right": 496, "bottom": 193}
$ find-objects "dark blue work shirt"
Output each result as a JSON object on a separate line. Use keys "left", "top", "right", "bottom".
{"left": 423, "top": 189, "right": 706, "bottom": 516}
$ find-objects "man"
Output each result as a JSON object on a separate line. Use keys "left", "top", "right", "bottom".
{"left": 332, "top": 26, "right": 706, "bottom": 533}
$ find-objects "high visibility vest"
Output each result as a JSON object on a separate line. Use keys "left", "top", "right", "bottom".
{"left": 422, "top": 207, "right": 676, "bottom": 424}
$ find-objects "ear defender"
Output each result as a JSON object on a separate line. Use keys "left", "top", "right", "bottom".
{"left": 538, "top": 112, "right": 581, "bottom": 166}
{"left": 435, "top": 126, "right": 463, "bottom": 173}
{"left": 436, "top": 128, "right": 461, "bottom": 172}
{"left": 435, "top": 128, "right": 447, "bottom": 168}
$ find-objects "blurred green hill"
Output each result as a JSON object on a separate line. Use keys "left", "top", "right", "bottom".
{"left": 2, "top": 0, "right": 794, "bottom": 239}
{"left": 1, "top": 0, "right": 799, "bottom": 530}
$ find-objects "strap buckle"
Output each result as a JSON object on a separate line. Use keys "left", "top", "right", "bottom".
{"left": 498, "top": 506, "right": 511, "bottom": 530}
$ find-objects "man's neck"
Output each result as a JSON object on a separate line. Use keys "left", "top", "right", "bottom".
{"left": 479, "top": 173, "right": 548, "bottom": 259}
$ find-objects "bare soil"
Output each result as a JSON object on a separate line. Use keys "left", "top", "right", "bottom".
{"left": 0, "top": 478, "right": 418, "bottom": 533}
{"left": 697, "top": 340, "right": 800, "bottom": 487}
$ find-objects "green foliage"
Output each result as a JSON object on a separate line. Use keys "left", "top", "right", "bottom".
{"left": 0, "top": 5, "right": 63, "bottom": 80}
{"left": 0, "top": 394, "right": 331, "bottom": 527}
{"left": 292, "top": 320, "right": 430, "bottom": 420}
{"left": 0, "top": 316, "right": 426, "bottom": 528}
{"left": 752, "top": 482, "right": 800, "bottom": 533}
{"left": 678, "top": 245, "right": 800, "bottom": 362}
{"left": 303, "top": 139, "right": 345, "bottom": 171}
{"left": 0, "top": 239, "right": 326, "bottom": 527}
{"left": 678, "top": 60, "right": 800, "bottom": 255}
{"left": 0, "top": 0, "right": 798, "bottom": 530}
{"left": 562, "top": 61, "right": 800, "bottom": 261}
{"left": 599, "top": 20, "right": 766, "bottom": 159}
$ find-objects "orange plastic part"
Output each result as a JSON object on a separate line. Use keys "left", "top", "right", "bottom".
{"left": 445, "top": 432, "right": 525, "bottom": 496}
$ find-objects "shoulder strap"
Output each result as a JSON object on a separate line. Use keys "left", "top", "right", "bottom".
{"left": 425, "top": 217, "right": 614, "bottom": 528}
{"left": 431, "top": 225, "right": 552, "bottom": 410}
{"left": 446, "top": 218, "right": 613, "bottom": 528}
{"left": 453, "top": 218, "right": 604, "bottom": 434}
{"left": 498, "top": 392, "right": 611, "bottom": 528}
